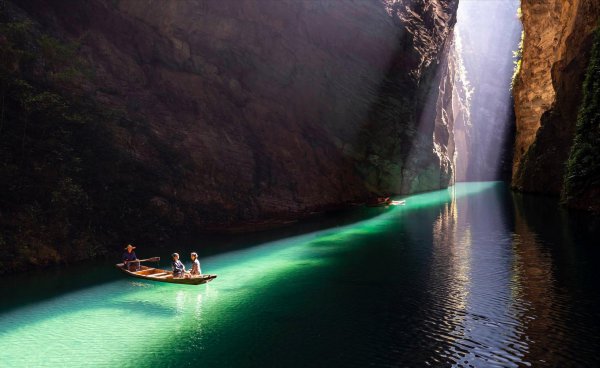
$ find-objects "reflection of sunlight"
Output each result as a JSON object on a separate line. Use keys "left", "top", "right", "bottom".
{"left": 176, "top": 290, "right": 186, "bottom": 314}
{"left": 429, "top": 188, "right": 472, "bottom": 353}
{"left": 195, "top": 293, "right": 203, "bottom": 319}
{"left": 423, "top": 182, "right": 537, "bottom": 367}
{"left": 428, "top": 183, "right": 529, "bottom": 366}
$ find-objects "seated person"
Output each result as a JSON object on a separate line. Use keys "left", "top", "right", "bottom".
{"left": 190, "top": 252, "right": 202, "bottom": 276}
{"left": 172, "top": 253, "right": 185, "bottom": 278}
{"left": 122, "top": 244, "right": 139, "bottom": 271}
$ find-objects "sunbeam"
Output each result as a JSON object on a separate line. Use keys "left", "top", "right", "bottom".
{"left": 454, "top": 0, "right": 522, "bottom": 181}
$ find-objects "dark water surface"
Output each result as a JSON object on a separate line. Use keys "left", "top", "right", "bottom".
{"left": 1, "top": 182, "right": 599, "bottom": 367}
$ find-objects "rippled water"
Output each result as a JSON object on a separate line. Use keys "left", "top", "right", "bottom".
{"left": 0, "top": 182, "right": 598, "bottom": 367}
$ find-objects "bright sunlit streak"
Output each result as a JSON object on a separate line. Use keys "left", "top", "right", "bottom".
{"left": 453, "top": 0, "right": 522, "bottom": 181}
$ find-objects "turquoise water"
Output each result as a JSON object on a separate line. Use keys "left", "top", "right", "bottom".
{"left": 1, "top": 182, "right": 599, "bottom": 367}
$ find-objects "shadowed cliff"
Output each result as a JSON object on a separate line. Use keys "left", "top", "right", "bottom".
{"left": 0, "top": 0, "right": 459, "bottom": 273}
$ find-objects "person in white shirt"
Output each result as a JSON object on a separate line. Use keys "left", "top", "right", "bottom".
{"left": 189, "top": 252, "right": 202, "bottom": 276}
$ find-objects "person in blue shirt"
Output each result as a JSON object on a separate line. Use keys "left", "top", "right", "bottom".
{"left": 122, "top": 244, "right": 138, "bottom": 271}
{"left": 172, "top": 253, "right": 186, "bottom": 278}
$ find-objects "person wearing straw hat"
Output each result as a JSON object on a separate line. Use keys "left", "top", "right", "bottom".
{"left": 122, "top": 244, "right": 139, "bottom": 271}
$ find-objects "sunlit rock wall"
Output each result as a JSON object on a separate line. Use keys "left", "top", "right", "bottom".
{"left": 512, "top": 0, "right": 600, "bottom": 195}
{"left": 449, "top": 32, "right": 472, "bottom": 183}
{"left": 354, "top": 0, "right": 459, "bottom": 193}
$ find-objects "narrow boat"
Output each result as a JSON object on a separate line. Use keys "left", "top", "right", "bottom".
{"left": 366, "top": 198, "right": 406, "bottom": 207}
{"left": 366, "top": 197, "right": 392, "bottom": 207}
{"left": 116, "top": 259, "right": 217, "bottom": 285}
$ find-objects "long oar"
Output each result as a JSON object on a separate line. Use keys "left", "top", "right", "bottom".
{"left": 126, "top": 257, "right": 160, "bottom": 263}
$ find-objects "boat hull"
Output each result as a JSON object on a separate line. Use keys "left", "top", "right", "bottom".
{"left": 116, "top": 264, "right": 217, "bottom": 285}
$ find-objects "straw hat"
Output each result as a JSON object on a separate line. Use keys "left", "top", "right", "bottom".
{"left": 125, "top": 244, "right": 136, "bottom": 250}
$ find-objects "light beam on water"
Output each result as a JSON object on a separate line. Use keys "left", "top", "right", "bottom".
{"left": 0, "top": 183, "right": 497, "bottom": 367}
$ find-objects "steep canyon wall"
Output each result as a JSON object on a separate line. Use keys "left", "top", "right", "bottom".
{"left": 0, "top": 0, "right": 459, "bottom": 272}
{"left": 512, "top": 0, "right": 599, "bottom": 206}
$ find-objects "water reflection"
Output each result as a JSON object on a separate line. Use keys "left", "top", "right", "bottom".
{"left": 1, "top": 183, "right": 598, "bottom": 367}
{"left": 510, "top": 207, "right": 564, "bottom": 366}
{"left": 509, "top": 193, "right": 600, "bottom": 366}
{"left": 423, "top": 185, "right": 600, "bottom": 367}
{"left": 176, "top": 290, "right": 187, "bottom": 314}
{"left": 426, "top": 185, "right": 527, "bottom": 366}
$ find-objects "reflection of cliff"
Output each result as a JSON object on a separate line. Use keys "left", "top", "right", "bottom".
{"left": 511, "top": 194, "right": 569, "bottom": 365}
{"left": 512, "top": 0, "right": 600, "bottom": 197}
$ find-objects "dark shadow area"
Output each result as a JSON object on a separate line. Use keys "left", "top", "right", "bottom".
{"left": 0, "top": 202, "right": 395, "bottom": 313}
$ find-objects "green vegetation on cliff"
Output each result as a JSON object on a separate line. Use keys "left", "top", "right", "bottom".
{"left": 0, "top": 6, "right": 178, "bottom": 273}
{"left": 563, "top": 27, "right": 600, "bottom": 211}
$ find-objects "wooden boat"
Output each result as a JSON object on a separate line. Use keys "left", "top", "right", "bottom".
{"left": 116, "top": 259, "right": 217, "bottom": 285}
{"left": 366, "top": 198, "right": 406, "bottom": 207}
{"left": 366, "top": 197, "right": 392, "bottom": 207}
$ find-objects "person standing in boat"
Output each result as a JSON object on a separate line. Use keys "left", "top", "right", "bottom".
{"left": 122, "top": 244, "right": 139, "bottom": 271}
{"left": 172, "top": 253, "right": 186, "bottom": 278}
{"left": 190, "top": 252, "right": 202, "bottom": 276}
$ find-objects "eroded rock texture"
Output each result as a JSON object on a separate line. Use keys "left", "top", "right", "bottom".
{"left": 0, "top": 0, "right": 459, "bottom": 272}
{"left": 512, "top": 0, "right": 600, "bottom": 195}
{"left": 356, "top": 0, "right": 459, "bottom": 193}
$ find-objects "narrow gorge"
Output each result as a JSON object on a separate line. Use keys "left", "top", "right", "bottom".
{"left": 2, "top": 1, "right": 600, "bottom": 367}
{"left": 0, "top": 0, "right": 598, "bottom": 273}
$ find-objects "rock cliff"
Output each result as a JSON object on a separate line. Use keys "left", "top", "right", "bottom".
{"left": 353, "top": 0, "right": 459, "bottom": 193}
{"left": 0, "top": 0, "right": 458, "bottom": 272}
{"left": 563, "top": 27, "right": 600, "bottom": 211}
{"left": 512, "top": 0, "right": 600, "bottom": 198}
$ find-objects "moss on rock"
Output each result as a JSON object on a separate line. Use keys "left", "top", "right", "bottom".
{"left": 563, "top": 26, "right": 600, "bottom": 211}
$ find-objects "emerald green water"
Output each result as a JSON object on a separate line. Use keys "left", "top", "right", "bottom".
{"left": 1, "top": 182, "right": 599, "bottom": 367}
